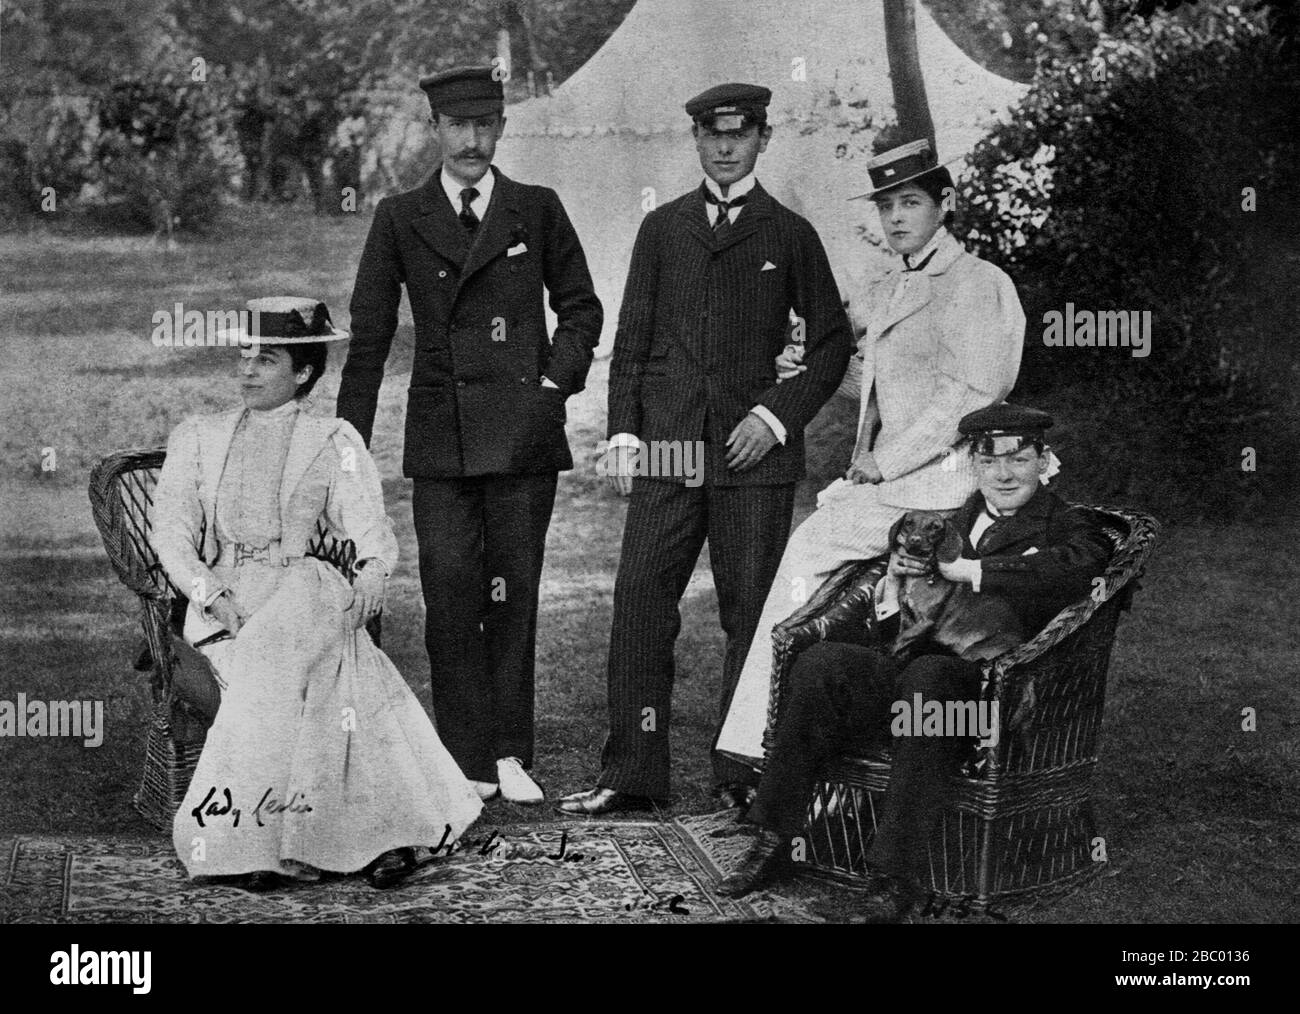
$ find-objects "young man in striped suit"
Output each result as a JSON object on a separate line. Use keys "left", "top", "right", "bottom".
{"left": 558, "top": 83, "right": 852, "bottom": 815}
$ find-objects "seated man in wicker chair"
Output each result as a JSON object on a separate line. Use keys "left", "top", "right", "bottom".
{"left": 715, "top": 403, "right": 1113, "bottom": 921}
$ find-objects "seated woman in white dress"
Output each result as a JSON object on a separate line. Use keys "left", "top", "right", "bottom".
{"left": 715, "top": 139, "right": 1027, "bottom": 774}
{"left": 154, "top": 296, "right": 482, "bottom": 891}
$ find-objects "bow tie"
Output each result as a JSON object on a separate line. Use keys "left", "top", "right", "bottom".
{"left": 903, "top": 248, "right": 937, "bottom": 272}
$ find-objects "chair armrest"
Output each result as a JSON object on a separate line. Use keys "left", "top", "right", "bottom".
{"left": 761, "top": 556, "right": 888, "bottom": 756}
{"left": 973, "top": 505, "right": 1161, "bottom": 773}
{"left": 985, "top": 507, "right": 1159, "bottom": 701}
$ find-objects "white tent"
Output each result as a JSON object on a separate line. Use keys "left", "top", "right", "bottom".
{"left": 489, "top": 0, "right": 1026, "bottom": 347}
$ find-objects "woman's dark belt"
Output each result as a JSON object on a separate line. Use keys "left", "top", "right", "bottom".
{"left": 216, "top": 539, "right": 287, "bottom": 567}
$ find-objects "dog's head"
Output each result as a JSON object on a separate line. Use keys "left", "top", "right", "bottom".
{"left": 889, "top": 510, "right": 965, "bottom": 565}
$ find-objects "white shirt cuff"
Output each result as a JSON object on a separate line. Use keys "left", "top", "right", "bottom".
{"left": 874, "top": 575, "right": 900, "bottom": 621}
{"left": 971, "top": 561, "right": 983, "bottom": 594}
{"left": 198, "top": 582, "right": 230, "bottom": 621}
{"left": 357, "top": 557, "right": 390, "bottom": 579}
{"left": 750, "top": 406, "right": 787, "bottom": 445}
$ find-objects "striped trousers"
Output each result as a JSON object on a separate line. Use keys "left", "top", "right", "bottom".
{"left": 598, "top": 476, "right": 796, "bottom": 797}
{"left": 714, "top": 481, "right": 914, "bottom": 766}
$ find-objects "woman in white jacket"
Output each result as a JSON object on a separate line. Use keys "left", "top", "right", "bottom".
{"left": 716, "top": 140, "right": 1026, "bottom": 774}
{"left": 153, "top": 297, "right": 481, "bottom": 891}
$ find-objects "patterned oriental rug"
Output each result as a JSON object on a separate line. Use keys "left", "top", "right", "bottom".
{"left": 1, "top": 814, "right": 827, "bottom": 924}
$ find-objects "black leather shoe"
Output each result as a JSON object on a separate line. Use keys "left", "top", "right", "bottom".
{"left": 715, "top": 781, "right": 758, "bottom": 810}
{"left": 715, "top": 827, "right": 785, "bottom": 897}
{"left": 851, "top": 875, "right": 919, "bottom": 923}
{"left": 240, "top": 871, "right": 291, "bottom": 893}
{"left": 554, "top": 786, "right": 660, "bottom": 816}
{"left": 365, "top": 848, "right": 416, "bottom": 889}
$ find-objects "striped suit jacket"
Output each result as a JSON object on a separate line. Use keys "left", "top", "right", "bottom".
{"left": 607, "top": 182, "right": 852, "bottom": 486}
{"left": 843, "top": 229, "right": 1025, "bottom": 509}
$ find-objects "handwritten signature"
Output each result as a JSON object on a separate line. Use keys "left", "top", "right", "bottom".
{"left": 429, "top": 825, "right": 597, "bottom": 864}
{"left": 624, "top": 893, "right": 690, "bottom": 915}
{"left": 190, "top": 786, "right": 313, "bottom": 829}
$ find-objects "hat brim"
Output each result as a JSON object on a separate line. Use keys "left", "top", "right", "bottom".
{"left": 212, "top": 325, "right": 350, "bottom": 346}
{"left": 849, "top": 152, "right": 967, "bottom": 201}
{"left": 431, "top": 98, "right": 505, "bottom": 119}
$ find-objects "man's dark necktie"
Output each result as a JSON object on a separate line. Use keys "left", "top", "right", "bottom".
{"left": 459, "top": 187, "right": 480, "bottom": 233}
{"left": 903, "top": 248, "right": 937, "bottom": 272}
{"left": 703, "top": 188, "right": 748, "bottom": 242}
{"left": 975, "top": 507, "right": 1004, "bottom": 553}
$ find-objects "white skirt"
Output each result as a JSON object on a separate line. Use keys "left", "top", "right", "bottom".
{"left": 715, "top": 481, "right": 913, "bottom": 766}
{"left": 172, "top": 558, "right": 482, "bottom": 877}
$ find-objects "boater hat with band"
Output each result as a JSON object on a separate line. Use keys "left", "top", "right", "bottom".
{"left": 214, "top": 297, "right": 350, "bottom": 346}
{"left": 850, "top": 137, "right": 964, "bottom": 200}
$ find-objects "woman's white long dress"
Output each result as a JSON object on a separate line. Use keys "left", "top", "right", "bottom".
{"left": 164, "top": 402, "right": 482, "bottom": 877}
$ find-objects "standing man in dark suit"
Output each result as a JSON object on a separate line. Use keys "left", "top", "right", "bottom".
{"left": 558, "top": 84, "right": 852, "bottom": 815}
{"left": 337, "top": 67, "right": 603, "bottom": 805}
{"left": 714, "top": 404, "right": 1113, "bottom": 921}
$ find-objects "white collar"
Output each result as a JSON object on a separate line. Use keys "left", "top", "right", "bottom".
{"left": 245, "top": 399, "right": 301, "bottom": 422}
{"left": 703, "top": 172, "right": 757, "bottom": 202}
{"left": 441, "top": 164, "right": 495, "bottom": 208}
{"left": 902, "top": 226, "right": 948, "bottom": 270}
{"left": 982, "top": 497, "right": 1011, "bottom": 518}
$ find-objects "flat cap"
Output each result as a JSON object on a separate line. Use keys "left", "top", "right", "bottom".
{"left": 959, "top": 403, "right": 1054, "bottom": 456}
{"left": 685, "top": 82, "right": 771, "bottom": 129}
{"left": 419, "top": 66, "right": 504, "bottom": 117}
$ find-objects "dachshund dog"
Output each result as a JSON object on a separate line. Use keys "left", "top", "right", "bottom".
{"left": 888, "top": 511, "right": 1025, "bottom": 664}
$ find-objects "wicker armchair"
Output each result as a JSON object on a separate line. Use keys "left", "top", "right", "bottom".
{"left": 764, "top": 505, "right": 1159, "bottom": 910}
{"left": 88, "top": 446, "right": 366, "bottom": 832}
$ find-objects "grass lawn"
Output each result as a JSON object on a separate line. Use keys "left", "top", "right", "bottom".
{"left": 1, "top": 206, "right": 1296, "bottom": 922}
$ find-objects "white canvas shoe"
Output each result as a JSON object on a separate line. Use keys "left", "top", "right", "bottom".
{"left": 471, "top": 780, "right": 500, "bottom": 801}
{"left": 496, "top": 757, "right": 544, "bottom": 805}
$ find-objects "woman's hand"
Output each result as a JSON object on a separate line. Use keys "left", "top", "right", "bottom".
{"left": 351, "top": 565, "right": 387, "bottom": 628}
{"left": 208, "top": 593, "right": 246, "bottom": 636}
{"left": 775, "top": 344, "right": 807, "bottom": 383}
{"left": 846, "top": 451, "right": 883, "bottom": 485}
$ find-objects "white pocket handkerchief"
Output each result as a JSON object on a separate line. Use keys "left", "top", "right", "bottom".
{"left": 1021, "top": 547, "right": 1040, "bottom": 556}
{"left": 508, "top": 243, "right": 528, "bottom": 256}
{"left": 761, "top": 260, "right": 776, "bottom": 271}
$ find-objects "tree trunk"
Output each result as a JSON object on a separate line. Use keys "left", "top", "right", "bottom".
{"left": 517, "top": 0, "right": 550, "bottom": 93}
{"left": 496, "top": 26, "right": 512, "bottom": 80}
{"left": 882, "top": 0, "right": 934, "bottom": 147}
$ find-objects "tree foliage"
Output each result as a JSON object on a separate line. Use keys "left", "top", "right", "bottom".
{"left": 93, "top": 68, "right": 241, "bottom": 233}
{"left": 954, "top": 3, "right": 1299, "bottom": 518}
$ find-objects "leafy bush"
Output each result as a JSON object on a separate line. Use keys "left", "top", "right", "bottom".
{"left": 955, "top": 5, "right": 1300, "bottom": 520}
{"left": 93, "top": 70, "right": 240, "bottom": 233}
{"left": 0, "top": 105, "right": 94, "bottom": 216}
